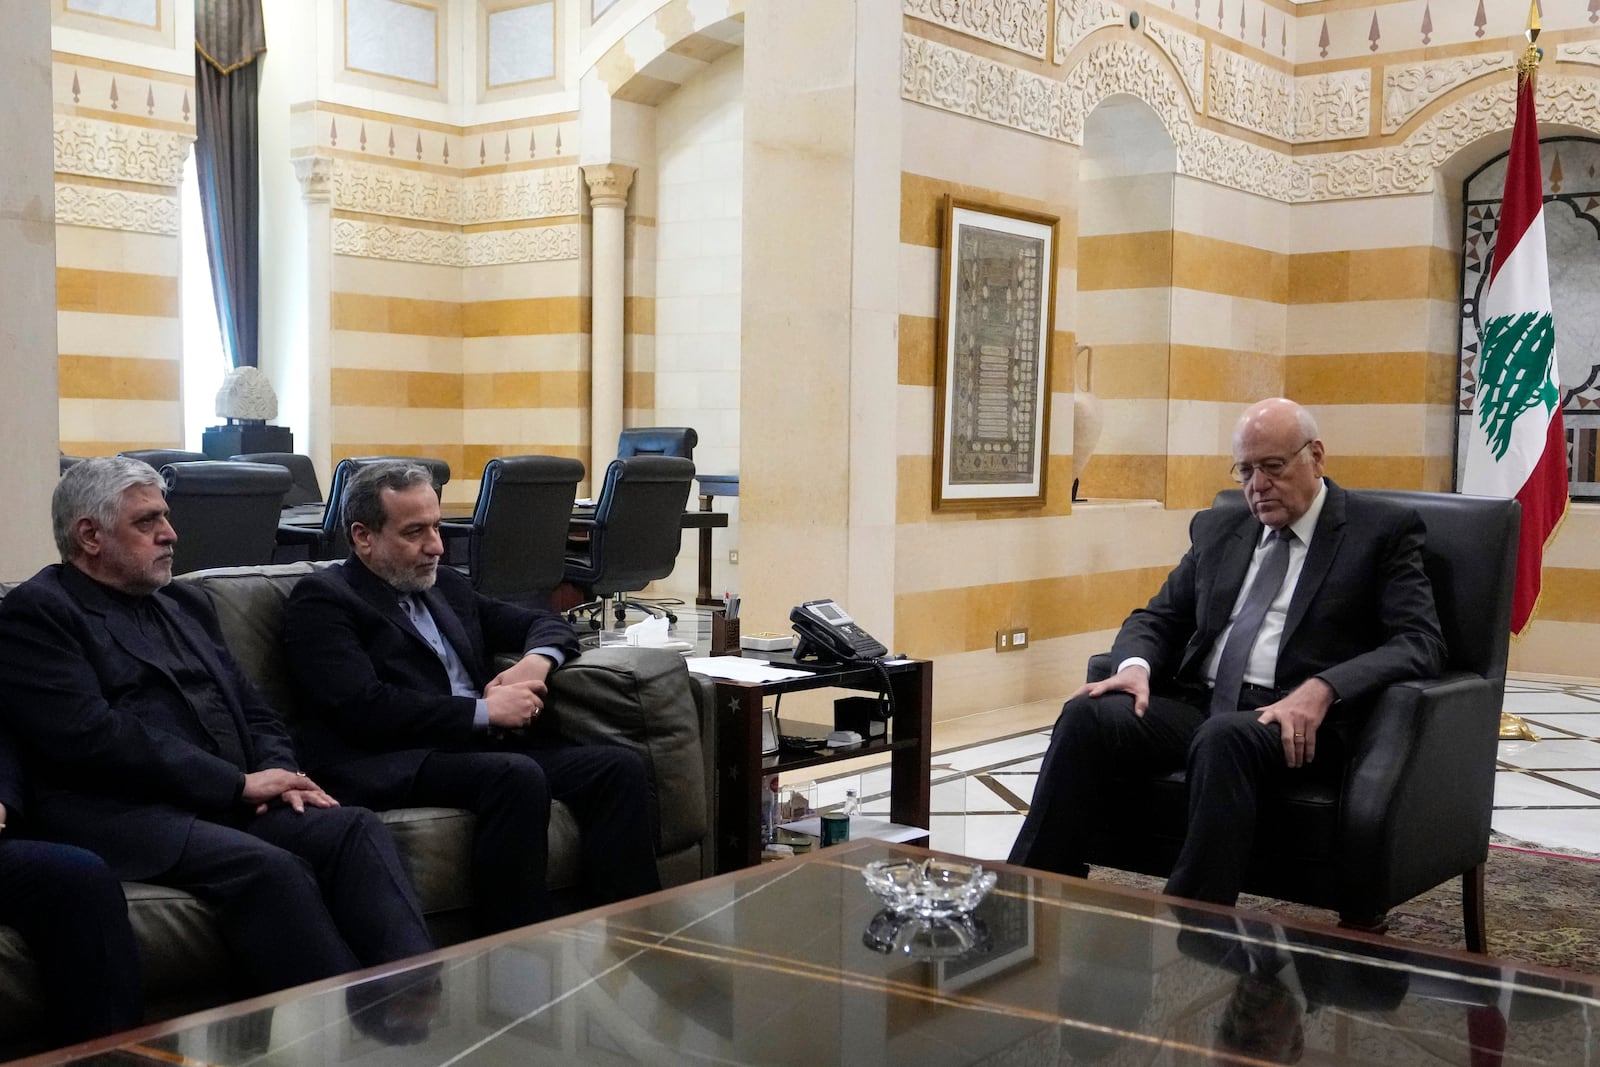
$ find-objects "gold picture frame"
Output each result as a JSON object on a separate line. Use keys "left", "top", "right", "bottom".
{"left": 933, "top": 195, "right": 1059, "bottom": 511}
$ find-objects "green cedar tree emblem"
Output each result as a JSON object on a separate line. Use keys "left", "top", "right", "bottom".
{"left": 1476, "top": 311, "right": 1557, "bottom": 461}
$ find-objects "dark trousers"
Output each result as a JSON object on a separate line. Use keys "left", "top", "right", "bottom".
{"left": 1008, "top": 686, "right": 1345, "bottom": 905}
{"left": 410, "top": 744, "right": 660, "bottom": 933}
{"left": 0, "top": 838, "right": 142, "bottom": 1042}
{"left": 157, "top": 806, "right": 432, "bottom": 995}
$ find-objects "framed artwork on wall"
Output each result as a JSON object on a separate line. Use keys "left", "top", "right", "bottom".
{"left": 933, "top": 196, "right": 1059, "bottom": 511}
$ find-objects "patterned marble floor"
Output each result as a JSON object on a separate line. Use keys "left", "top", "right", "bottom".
{"left": 809, "top": 676, "right": 1600, "bottom": 862}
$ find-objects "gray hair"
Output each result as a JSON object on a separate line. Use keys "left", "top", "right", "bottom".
{"left": 1294, "top": 405, "right": 1319, "bottom": 442}
{"left": 342, "top": 461, "right": 435, "bottom": 534}
{"left": 53, "top": 456, "right": 164, "bottom": 561}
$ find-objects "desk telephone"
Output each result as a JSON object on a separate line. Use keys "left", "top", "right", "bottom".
{"left": 790, "top": 599, "right": 888, "bottom": 664}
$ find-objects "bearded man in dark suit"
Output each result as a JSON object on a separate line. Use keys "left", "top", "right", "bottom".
{"left": 0, "top": 457, "right": 433, "bottom": 997}
{"left": 1009, "top": 398, "right": 1447, "bottom": 905}
{"left": 283, "top": 461, "right": 658, "bottom": 933}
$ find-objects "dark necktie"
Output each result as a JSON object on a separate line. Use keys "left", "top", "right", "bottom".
{"left": 1210, "top": 529, "right": 1293, "bottom": 717}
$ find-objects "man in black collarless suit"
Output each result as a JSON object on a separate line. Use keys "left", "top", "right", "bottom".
{"left": 283, "top": 461, "right": 658, "bottom": 933}
{"left": 0, "top": 457, "right": 433, "bottom": 997}
{"left": 1009, "top": 398, "right": 1447, "bottom": 905}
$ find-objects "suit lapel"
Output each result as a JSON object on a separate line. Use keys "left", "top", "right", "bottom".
{"left": 62, "top": 567, "right": 184, "bottom": 688}
{"left": 1204, "top": 516, "right": 1261, "bottom": 641}
{"left": 419, "top": 584, "right": 481, "bottom": 685}
{"left": 1281, "top": 482, "right": 1347, "bottom": 649}
{"left": 342, "top": 556, "right": 432, "bottom": 649}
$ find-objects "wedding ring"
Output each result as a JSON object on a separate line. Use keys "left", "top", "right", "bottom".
{"left": 295, "top": 771, "right": 308, "bottom": 778}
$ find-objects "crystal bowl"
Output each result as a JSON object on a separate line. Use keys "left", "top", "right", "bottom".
{"left": 861, "top": 857, "right": 998, "bottom": 919}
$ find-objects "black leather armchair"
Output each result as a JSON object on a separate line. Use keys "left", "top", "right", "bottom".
{"left": 1083, "top": 489, "right": 1520, "bottom": 951}
{"left": 231, "top": 452, "right": 322, "bottom": 506}
{"left": 617, "top": 426, "right": 697, "bottom": 460}
{"left": 564, "top": 456, "right": 695, "bottom": 627}
{"left": 440, "top": 455, "right": 584, "bottom": 603}
{"left": 161, "top": 461, "right": 293, "bottom": 575}
{"left": 120, "top": 449, "right": 206, "bottom": 469}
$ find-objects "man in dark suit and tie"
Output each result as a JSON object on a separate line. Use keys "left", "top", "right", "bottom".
{"left": 1009, "top": 397, "right": 1447, "bottom": 905}
{"left": 283, "top": 461, "right": 658, "bottom": 933}
{"left": 0, "top": 457, "right": 433, "bottom": 998}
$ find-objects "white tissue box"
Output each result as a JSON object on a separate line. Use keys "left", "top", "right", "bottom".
{"left": 740, "top": 631, "right": 794, "bottom": 652}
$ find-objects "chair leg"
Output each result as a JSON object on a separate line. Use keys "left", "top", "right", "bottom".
{"left": 1463, "top": 862, "right": 1487, "bottom": 953}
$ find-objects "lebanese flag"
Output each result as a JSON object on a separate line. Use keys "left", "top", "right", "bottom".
{"left": 1461, "top": 69, "right": 1568, "bottom": 637}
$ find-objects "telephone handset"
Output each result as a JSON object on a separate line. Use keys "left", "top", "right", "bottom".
{"left": 790, "top": 599, "right": 888, "bottom": 664}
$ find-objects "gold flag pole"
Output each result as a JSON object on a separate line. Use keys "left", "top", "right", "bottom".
{"left": 1500, "top": 0, "right": 1544, "bottom": 745}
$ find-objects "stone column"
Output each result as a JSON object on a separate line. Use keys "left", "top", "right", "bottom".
{"left": 293, "top": 156, "right": 334, "bottom": 488}
{"left": 0, "top": 4, "right": 63, "bottom": 566}
{"left": 583, "top": 163, "right": 635, "bottom": 475}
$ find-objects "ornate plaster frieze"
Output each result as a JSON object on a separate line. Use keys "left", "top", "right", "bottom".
{"left": 1206, "top": 48, "right": 1293, "bottom": 140}
{"left": 1063, "top": 39, "right": 1303, "bottom": 200}
{"left": 1382, "top": 54, "right": 1512, "bottom": 134}
{"left": 1292, "top": 70, "right": 1370, "bottom": 143}
{"left": 53, "top": 115, "right": 190, "bottom": 187}
{"left": 1557, "top": 41, "right": 1600, "bottom": 68}
{"left": 331, "top": 159, "right": 581, "bottom": 225}
{"left": 332, "top": 218, "right": 580, "bottom": 266}
{"left": 903, "top": 0, "right": 1047, "bottom": 59}
{"left": 54, "top": 181, "right": 179, "bottom": 235}
{"left": 902, "top": 33, "right": 1075, "bottom": 142}
{"left": 1298, "top": 75, "right": 1600, "bottom": 201}
{"left": 1143, "top": 16, "right": 1204, "bottom": 108}
{"left": 1054, "top": 0, "right": 1123, "bottom": 64}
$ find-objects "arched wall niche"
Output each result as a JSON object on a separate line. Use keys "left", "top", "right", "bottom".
{"left": 1075, "top": 93, "right": 1178, "bottom": 504}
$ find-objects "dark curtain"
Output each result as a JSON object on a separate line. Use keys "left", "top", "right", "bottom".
{"left": 194, "top": 1, "right": 266, "bottom": 369}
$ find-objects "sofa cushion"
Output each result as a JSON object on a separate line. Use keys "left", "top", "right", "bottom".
{"left": 547, "top": 647, "right": 706, "bottom": 854}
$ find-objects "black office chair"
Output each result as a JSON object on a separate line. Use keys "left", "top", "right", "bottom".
{"left": 121, "top": 449, "right": 206, "bottom": 470}
{"left": 232, "top": 452, "right": 322, "bottom": 506}
{"left": 1081, "top": 489, "right": 1521, "bottom": 952}
{"left": 440, "top": 455, "right": 584, "bottom": 603}
{"left": 617, "top": 427, "right": 697, "bottom": 461}
{"left": 563, "top": 455, "right": 695, "bottom": 628}
{"left": 161, "top": 461, "right": 293, "bottom": 576}
{"left": 276, "top": 455, "right": 452, "bottom": 562}
{"left": 59, "top": 453, "right": 85, "bottom": 476}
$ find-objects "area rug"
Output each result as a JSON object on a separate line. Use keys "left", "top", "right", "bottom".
{"left": 1090, "top": 835, "right": 1600, "bottom": 976}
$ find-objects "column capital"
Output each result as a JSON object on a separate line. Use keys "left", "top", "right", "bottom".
{"left": 582, "top": 163, "right": 636, "bottom": 208}
{"left": 293, "top": 155, "right": 334, "bottom": 203}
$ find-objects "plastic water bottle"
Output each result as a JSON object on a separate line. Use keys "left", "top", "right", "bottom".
{"left": 841, "top": 788, "right": 860, "bottom": 819}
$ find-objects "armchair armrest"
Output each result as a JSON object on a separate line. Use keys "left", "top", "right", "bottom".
{"left": 1337, "top": 671, "right": 1502, "bottom": 915}
{"left": 1087, "top": 653, "right": 1115, "bottom": 683}
{"left": 275, "top": 524, "right": 323, "bottom": 546}
{"left": 546, "top": 648, "right": 709, "bottom": 862}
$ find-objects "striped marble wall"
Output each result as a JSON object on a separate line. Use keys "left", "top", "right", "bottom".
{"left": 52, "top": 52, "right": 191, "bottom": 456}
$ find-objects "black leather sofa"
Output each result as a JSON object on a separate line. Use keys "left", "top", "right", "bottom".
{"left": 0, "top": 562, "right": 717, "bottom": 1057}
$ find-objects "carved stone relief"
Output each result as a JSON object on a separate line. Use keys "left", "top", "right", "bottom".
{"left": 53, "top": 115, "right": 190, "bottom": 187}
{"left": 1557, "top": 42, "right": 1600, "bottom": 68}
{"left": 1142, "top": 16, "right": 1204, "bottom": 109}
{"left": 903, "top": 0, "right": 1048, "bottom": 59}
{"left": 902, "top": 31, "right": 1600, "bottom": 203}
{"left": 1206, "top": 48, "right": 1293, "bottom": 141}
{"left": 1292, "top": 70, "right": 1370, "bottom": 142}
{"left": 55, "top": 182, "right": 179, "bottom": 235}
{"left": 331, "top": 218, "right": 580, "bottom": 266}
{"left": 331, "top": 159, "right": 581, "bottom": 225}
{"left": 1382, "top": 55, "right": 1512, "bottom": 134}
{"left": 1054, "top": 0, "right": 1123, "bottom": 64}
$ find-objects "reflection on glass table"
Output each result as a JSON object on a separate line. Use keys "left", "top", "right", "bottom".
{"left": 27, "top": 841, "right": 1600, "bottom": 1067}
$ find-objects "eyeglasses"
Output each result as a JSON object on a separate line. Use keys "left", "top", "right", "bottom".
{"left": 1230, "top": 440, "right": 1312, "bottom": 484}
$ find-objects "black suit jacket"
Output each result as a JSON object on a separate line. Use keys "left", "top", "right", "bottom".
{"left": 282, "top": 557, "right": 580, "bottom": 795}
{"left": 1110, "top": 481, "right": 1446, "bottom": 708}
{"left": 0, "top": 565, "right": 299, "bottom": 878}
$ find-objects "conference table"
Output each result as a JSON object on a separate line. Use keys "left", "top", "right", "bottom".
{"left": 278, "top": 501, "right": 729, "bottom": 599}
{"left": 27, "top": 841, "right": 1600, "bottom": 1065}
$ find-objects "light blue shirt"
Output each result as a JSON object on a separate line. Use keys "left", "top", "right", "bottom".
{"left": 399, "top": 594, "right": 563, "bottom": 729}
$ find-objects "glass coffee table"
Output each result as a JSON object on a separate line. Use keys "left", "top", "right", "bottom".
{"left": 22, "top": 841, "right": 1600, "bottom": 1065}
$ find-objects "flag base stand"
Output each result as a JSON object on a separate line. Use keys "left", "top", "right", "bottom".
{"left": 1499, "top": 712, "right": 1539, "bottom": 741}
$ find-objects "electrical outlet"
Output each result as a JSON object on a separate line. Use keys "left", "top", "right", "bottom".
{"left": 996, "top": 627, "right": 1030, "bottom": 653}
{"left": 728, "top": 550, "right": 739, "bottom": 564}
